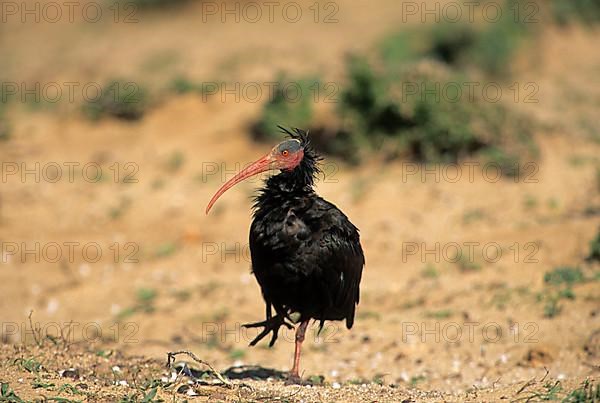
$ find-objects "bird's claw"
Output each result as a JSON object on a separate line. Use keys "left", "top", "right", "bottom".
{"left": 242, "top": 316, "right": 294, "bottom": 330}
{"left": 242, "top": 314, "right": 294, "bottom": 347}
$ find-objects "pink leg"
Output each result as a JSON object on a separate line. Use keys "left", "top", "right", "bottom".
{"left": 290, "top": 320, "right": 309, "bottom": 379}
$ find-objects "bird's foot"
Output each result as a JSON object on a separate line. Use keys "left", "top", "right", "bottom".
{"left": 284, "top": 373, "right": 304, "bottom": 385}
{"left": 242, "top": 314, "right": 294, "bottom": 347}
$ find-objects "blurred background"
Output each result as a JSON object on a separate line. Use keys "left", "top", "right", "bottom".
{"left": 1, "top": 0, "right": 600, "bottom": 400}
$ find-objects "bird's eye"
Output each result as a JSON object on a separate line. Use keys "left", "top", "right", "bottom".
{"left": 282, "top": 150, "right": 289, "bottom": 157}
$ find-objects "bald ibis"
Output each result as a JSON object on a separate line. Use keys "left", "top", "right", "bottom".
{"left": 206, "top": 127, "right": 364, "bottom": 382}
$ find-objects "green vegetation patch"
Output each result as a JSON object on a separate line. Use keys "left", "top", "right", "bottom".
{"left": 82, "top": 79, "right": 150, "bottom": 121}
{"left": 586, "top": 227, "right": 600, "bottom": 263}
{"left": 540, "top": 266, "right": 598, "bottom": 318}
{"left": 379, "top": 1, "right": 534, "bottom": 77}
{"left": 551, "top": 0, "right": 600, "bottom": 25}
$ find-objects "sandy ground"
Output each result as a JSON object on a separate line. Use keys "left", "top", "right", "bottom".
{"left": 1, "top": 1, "right": 599, "bottom": 401}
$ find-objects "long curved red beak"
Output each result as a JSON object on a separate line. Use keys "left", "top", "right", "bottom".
{"left": 205, "top": 154, "right": 274, "bottom": 214}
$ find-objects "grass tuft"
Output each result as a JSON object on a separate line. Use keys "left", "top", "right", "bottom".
{"left": 544, "top": 267, "right": 585, "bottom": 286}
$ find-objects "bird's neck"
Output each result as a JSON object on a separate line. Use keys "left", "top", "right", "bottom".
{"left": 266, "top": 171, "right": 314, "bottom": 194}
{"left": 253, "top": 164, "right": 316, "bottom": 213}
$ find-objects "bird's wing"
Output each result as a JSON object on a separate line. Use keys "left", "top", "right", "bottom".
{"left": 299, "top": 197, "right": 365, "bottom": 327}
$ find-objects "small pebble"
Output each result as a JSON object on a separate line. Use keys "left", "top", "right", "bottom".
{"left": 110, "top": 304, "right": 121, "bottom": 315}
{"left": 46, "top": 298, "right": 59, "bottom": 314}
{"left": 59, "top": 368, "right": 80, "bottom": 379}
{"left": 79, "top": 264, "right": 91, "bottom": 277}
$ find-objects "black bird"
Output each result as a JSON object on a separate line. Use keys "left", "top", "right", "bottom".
{"left": 206, "top": 127, "right": 364, "bottom": 382}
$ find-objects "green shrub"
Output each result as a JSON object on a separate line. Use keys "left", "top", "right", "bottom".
{"left": 379, "top": 1, "right": 533, "bottom": 77}
{"left": 428, "top": 23, "right": 478, "bottom": 66}
{"left": 82, "top": 79, "right": 149, "bottom": 121}
{"left": 379, "top": 25, "right": 473, "bottom": 73}
{"left": 379, "top": 30, "right": 423, "bottom": 69}
{"left": 587, "top": 228, "right": 600, "bottom": 262}
{"left": 340, "top": 59, "right": 533, "bottom": 163}
{"left": 255, "top": 58, "right": 534, "bottom": 165}
{"left": 337, "top": 55, "right": 409, "bottom": 160}
{"left": 551, "top": 0, "right": 600, "bottom": 25}
{"left": 468, "top": 1, "right": 532, "bottom": 77}
{"left": 390, "top": 66, "right": 487, "bottom": 162}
